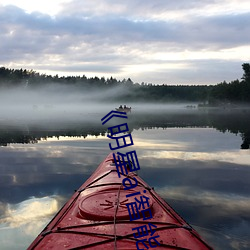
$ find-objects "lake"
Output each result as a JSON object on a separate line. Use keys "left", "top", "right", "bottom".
{"left": 0, "top": 104, "right": 250, "bottom": 249}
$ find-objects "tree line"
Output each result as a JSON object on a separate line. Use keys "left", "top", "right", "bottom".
{"left": 208, "top": 63, "right": 250, "bottom": 105}
{"left": 0, "top": 63, "right": 249, "bottom": 104}
{"left": 1, "top": 109, "right": 249, "bottom": 148}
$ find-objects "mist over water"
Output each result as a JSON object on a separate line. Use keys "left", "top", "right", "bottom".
{"left": 0, "top": 85, "right": 112, "bottom": 122}
{"left": 0, "top": 84, "right": 250, "bottom": 249}
{"left": 0, "top": 84, "right": 199, "bottom": 125}
{"left": 1, "top": 84, "right": 250, "bottom": 148}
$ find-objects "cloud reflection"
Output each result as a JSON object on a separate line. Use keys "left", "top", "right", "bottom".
{"left": 0, "top": 125, "right": 249, "bottom": 249}
{"left": 151, "top": 150, "right": 250, "bottom": 167}
{"left": 156, "top": 186, "right": 250, "bottom": 249}
{"left": 0, "top": 196, "right": 59, "bottom": 229}
{"left": 0, "top": 196, "right": 62, "bottom": 249}
{"left": 132, "top": 128, "right": 249, "bottom": 166}
{"left": 157, "top": 186, "right": 250, "bottom": 216}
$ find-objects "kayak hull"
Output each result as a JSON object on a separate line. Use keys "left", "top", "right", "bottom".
{"left": 28, "top": 153, "right": 213, "bottom": 250}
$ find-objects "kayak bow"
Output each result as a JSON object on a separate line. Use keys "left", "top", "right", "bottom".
{"left": 28, "top": 153, "right": 213, "bottom": 250}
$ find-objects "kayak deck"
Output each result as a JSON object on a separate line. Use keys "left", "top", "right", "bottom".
{"left": 28, "top": 153, "right": 213, "bottom": 249}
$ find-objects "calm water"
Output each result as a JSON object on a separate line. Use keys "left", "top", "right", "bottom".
{"left": 0, "top": 105, "right": 250, "bottom": 249}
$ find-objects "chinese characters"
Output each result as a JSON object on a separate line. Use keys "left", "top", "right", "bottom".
{"left": 101, "top": 110, "right": 161, "bottom": 249}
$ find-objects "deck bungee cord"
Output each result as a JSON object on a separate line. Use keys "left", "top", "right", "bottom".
{"left": 28, "top": 153, "right": 213, "bottom": 250}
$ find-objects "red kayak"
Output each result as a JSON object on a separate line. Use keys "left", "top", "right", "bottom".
{"left": 28, "top": 153, "right": 213, "bottom": 249}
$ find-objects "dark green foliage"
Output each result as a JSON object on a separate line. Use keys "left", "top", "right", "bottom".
{"left": 0, "top": 63, "right": 250, "bottom": 104}
{"left": 209, "top": 63, "right": 250, "bottom": 104}
{"left": 242, "top": 63, "right": 250, "bottom": 82}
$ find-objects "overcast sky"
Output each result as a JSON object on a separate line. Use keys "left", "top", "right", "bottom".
{"left": 0, "top": 0, "right": 250, "bottom": 85}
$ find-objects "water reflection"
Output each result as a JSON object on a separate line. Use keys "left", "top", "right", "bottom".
{"left": 0, "top": 107, "right": 250, "bottom": 149}
{"left": 0, "top": 108, "right": 250, "bottom": 249}
{"left": 0, "top": 196, "right": 59, "bottom": 228}
{"left": 0, "top": 196, "right": 62, "bottom": 250}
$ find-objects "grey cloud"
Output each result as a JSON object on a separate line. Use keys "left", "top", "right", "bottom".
{"left": 59, "top": 0, "right": 216, "bottom": 18}
{"left": 38, "top": 64, "right": 121, "bottom": 74}
{"left": 133, "top": 59, "right": 244, "bottom": 85}
{"left": 184, "top": 13, "right": 250, "bottom": 49}
{"left": 1, "top": 4, "right": 249, "bottom": 50}
{"left": 0, "top": 3, "right": 249, "bottom": 83}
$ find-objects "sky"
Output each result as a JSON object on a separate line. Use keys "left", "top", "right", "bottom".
{"left": 0, "top": 0, "right": 250, "bottom": 85}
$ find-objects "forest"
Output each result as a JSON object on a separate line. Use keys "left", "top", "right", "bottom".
{"left": 0, "top": 63, "right": 249, "bottom": 104}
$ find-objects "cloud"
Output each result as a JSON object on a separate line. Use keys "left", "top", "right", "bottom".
{"left": 0, "top": 1, "right": 250, "bottom": 84}
{"left": 3, "top": 4, "right": 249, "bottom": 48}
{"left": 58, "top": 0, "right": 247, "bottom": 19}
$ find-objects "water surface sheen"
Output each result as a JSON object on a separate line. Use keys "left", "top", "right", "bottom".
{"left": 0, "top": 107, "right": 250, "bottom": 249}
